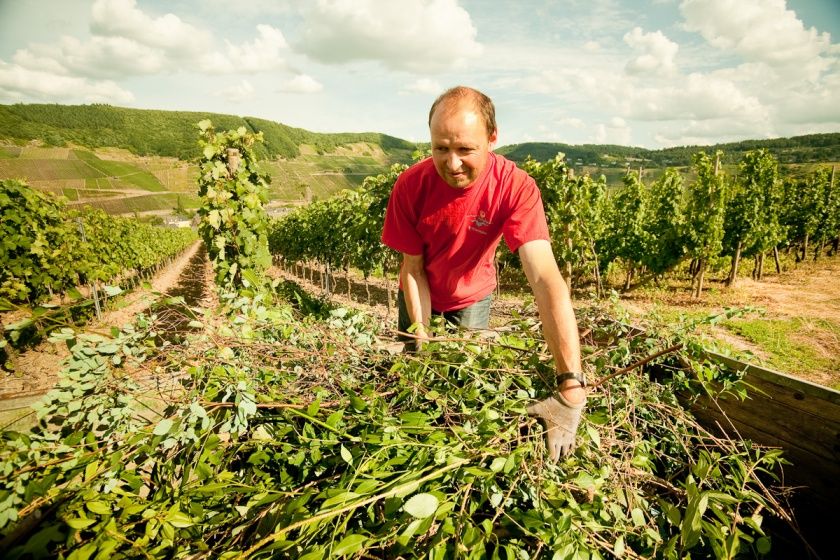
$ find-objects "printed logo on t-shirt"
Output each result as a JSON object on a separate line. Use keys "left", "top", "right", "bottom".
{"left": 468, "top": 210, "right": 492, "bottom": 235}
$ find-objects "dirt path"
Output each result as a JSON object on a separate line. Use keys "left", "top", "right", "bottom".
{"left": 0, "top": 241, "right": 209, "bottom": 400}
{"left": 731, "top": 258, "right": 840, "bottom": 322}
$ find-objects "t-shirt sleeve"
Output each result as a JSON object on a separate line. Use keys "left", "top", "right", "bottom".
{"left": 502, "top": 175, "right": 551, "bottom": 253}
{"left": 381, "top": 174, "right": 424, "bottom": 255}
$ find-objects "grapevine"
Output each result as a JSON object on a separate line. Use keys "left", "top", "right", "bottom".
{"left": 0, "top": 179, "right": 196, "bottom": 305}
{"left": 196, "top": 120, "right": 272, "bottom": 299}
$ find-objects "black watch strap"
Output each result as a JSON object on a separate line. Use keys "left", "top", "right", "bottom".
{"left": 557, "top": 371, "right": 587, "bottom": 388}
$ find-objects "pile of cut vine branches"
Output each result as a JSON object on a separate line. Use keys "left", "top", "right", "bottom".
{"left": 0, "top": 285, "right": 795, "bottom": 559}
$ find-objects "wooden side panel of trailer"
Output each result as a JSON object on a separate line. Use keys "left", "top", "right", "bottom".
{"left": 691, "top": 351, "right": 839, "bottom": 557}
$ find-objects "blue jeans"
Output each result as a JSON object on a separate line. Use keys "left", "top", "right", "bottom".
{"left": 397, "top": 290, "right": 492, "bottom": 344}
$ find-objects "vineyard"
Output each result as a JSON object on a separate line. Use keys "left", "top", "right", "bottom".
{"left": 0, "top": 123, "right": 837, "bottom": 558}
{"left": 268, "top": 148, "right": 839, "bottom": 302}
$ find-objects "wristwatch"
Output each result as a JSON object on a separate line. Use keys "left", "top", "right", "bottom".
{"left": 556, "top": 371, "right": 587, "bottom": 388}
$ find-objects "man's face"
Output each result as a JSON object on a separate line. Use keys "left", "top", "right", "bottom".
{"left": 430, "top": 102, "right": 497, "bottom": 188}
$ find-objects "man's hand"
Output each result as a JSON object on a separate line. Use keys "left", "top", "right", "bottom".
{"left": 411, "top": 324, "right": 430, "bottom": 351}
{"left": 527, "top": 388, "right": 586, "bottom": 460}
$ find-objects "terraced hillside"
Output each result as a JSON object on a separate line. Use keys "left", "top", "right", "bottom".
{"left": 0, "top": 104, "right": 417, "bottom": 214}
{"left": 0, "top": 141, "right": 407, "bottom": 214}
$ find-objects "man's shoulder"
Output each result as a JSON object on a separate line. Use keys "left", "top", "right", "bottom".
{"left": 489, "top": 153, "right": 533, "bottom": 187}
{"left": 400, "top": 157, "right": 436, "bottom": 181}
{"left": 392, "top": 158, "right": 439, "bottom": 198}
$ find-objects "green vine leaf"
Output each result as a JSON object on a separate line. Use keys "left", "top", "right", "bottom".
{"left": 403, "top": 493, "right": 439, "bottom": 519}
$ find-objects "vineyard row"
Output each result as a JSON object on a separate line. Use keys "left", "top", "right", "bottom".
{"left": 267, "top": 150, "right": 838, "bottom": 298}
{"left": 1, "top": 179, "right": 197, "bottom": 306}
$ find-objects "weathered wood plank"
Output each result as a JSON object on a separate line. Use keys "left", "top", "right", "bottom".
{"left": 701, "top": 350, "right": 840, "bottom": 409}
{"left": 692, "top": 390, "right": 840, "bottom": 464}
{"left": 690, "top": 404, "right": 839, "bottom": 506}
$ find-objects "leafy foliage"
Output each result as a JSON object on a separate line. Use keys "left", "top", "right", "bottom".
{"left": 196, "top": 121, "right": 272, "bottom": 298}
{"left": 599, "top": 171, "right": 653, "bottom": 287}
{"left": 0, "top": 179, "right": 196, "bottom": 305}
{"left": 0, "top": 287, "right": 792, "bottom": 559}
{"left": 724, "top": 150, "right": 786, "bottom": 259}
{"left": 781, "top": 166, "right": 839, "bottom": 259}
{"left": 268, "top": 164, "right": 406, "bottom": 280}
{"left": 522, "top": 153, "right": 607, "bottom": 289}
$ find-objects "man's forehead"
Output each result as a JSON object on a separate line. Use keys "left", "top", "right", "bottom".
{"left": 430, "top": 105, "right": 486, "bottom": 137}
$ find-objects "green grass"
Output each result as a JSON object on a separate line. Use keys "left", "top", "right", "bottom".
{"left": 84, "top": 192, "right": 201, "bottom": 214}
{"left": 73, "top": 150, "right": 165, "bottom": 192}
{"left": 0, "top": 158, "right": 103, "bottom": 180}
{"left": 0, "top": 145, "right": 18, "bottom": 158}
{"left": 723, "top": 317, "right": 840, "bottom": 384}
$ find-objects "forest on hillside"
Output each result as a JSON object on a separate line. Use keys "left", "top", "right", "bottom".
{"left": 0, "top": 103, "right": 416, "bottom": 163}
{"left": 1, "top": 103, "right": 838, "bottom": 168}
{"left": 497, "top": 133, "right": 840, "bottom": 167}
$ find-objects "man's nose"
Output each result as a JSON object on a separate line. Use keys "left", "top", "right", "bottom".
{"left": 446, "top": 152, "right": 462, "bottom": 170}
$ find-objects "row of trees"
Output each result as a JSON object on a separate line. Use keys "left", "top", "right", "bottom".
{"left": 0, "top": 179, "right": 197, "bottom": 305}
{"left": 523, "top": 149, "right": 837, "bottom": 297}
{"left": 268, "top": 164, "right": 405, "bottom": 300}
{"left": 268, "top": 149, "right": 838, "bottom": 299}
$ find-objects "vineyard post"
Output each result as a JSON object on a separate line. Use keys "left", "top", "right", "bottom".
{"left": 76, "top": 218, "right": 102, "bottom": 320}
{"left": 832, "top": 166, "right": 838, "bottom": 255}
{"left": 726, "top": 240, "right": 741, "bottom": 287}
{"left": 590, "top": 241, "right": 603, "bottom": 298}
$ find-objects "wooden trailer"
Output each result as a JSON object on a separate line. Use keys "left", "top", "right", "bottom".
{"left": 689, "top": 350, "right": 839, "bottom": 559}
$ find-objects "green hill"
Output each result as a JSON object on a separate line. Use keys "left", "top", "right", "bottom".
{"left": 2, "top": 102, "right": 837, "bottom": 214}
{"left": 0, "top": 104, "right": 421, "bottom": 214}
{"left": 0, "top": 103, "right": 417, "bottom": 162}
{"left": 496, "top": 133, "right": 840, "bottom": 167}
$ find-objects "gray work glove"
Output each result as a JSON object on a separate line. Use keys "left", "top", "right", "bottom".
{"left": 527, "top": 391, "right": 586, "bottom": 460}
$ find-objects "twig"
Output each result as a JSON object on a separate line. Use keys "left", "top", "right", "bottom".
{"left": 237, "top": 456, "right": 475, "bottom": 559}
{"left": 590, "top": 343, "right": 683, "bottom": 388}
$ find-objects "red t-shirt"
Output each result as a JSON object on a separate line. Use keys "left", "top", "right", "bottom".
{"left": 381, "top": 152, "right": 550, "bottom": 311}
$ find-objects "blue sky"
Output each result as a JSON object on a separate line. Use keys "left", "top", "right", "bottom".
{"left": 0, "top": 0, "right": 838, "bottom": 149}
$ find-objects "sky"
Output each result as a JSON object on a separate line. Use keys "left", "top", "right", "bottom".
{"left": 0, "top": 0, "right": 839, "bottom": 149}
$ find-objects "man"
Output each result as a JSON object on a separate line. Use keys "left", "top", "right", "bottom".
{"left": 381, "top": 86, "right": 586, "bottom": 460}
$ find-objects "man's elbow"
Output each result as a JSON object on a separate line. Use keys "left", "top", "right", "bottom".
{"left": 401, "top": 254, "right": 425, "bottom": 278}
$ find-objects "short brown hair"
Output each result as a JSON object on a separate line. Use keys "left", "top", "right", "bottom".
{"left": 428, "top": 86, "right": 497, "bottom": 136}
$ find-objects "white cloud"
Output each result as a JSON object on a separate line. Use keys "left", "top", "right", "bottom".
{"left": 593, "top": 120, "right": 631, "bottom": 145}
{"left": 623, "top": 27, "right": 679, "bottom": 75}
{"left": 680, "top": 0, "right": 833, "bottom": 80}
{"left": 621, "top": 72, "right": 767, "bottom": 123}
{"left": 278, "top": 74, "right": 323, "bottom": 93}
{"left": 14, "top": 36, "right": 166, "bottom": 79}
{"left": 653, "top": 117, "right": 774, "bottom": 146}
{"left": 90, "top": 0, "right": 210, "bottom": 56}
{"left": 201, "top": 25, "right": 288, "bottom": 73}
{"left": 401, "top": 78, "right": 443, "bottom": 95}
{"left": 6, "top": 0, "right": 288, "bottom": 81}
{"left": 557, "top": 116, "right": 585, "bottom": 129}
{"left": 217, "top": 79, "right": 255, "bottom": 103}
{"left": 0, "top": 60, "right": 134, "bottom": 103}
{"left": 297, "top": 0, "right": 482, "bottom": 72}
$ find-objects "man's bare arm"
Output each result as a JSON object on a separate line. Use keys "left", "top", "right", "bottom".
{"left": 518, "top": 239, "right": 584, "bottom": 402}
{"left": 519, "top": 239, "right": 586, "bottom": 459}
{"left": 400, "top": 253, "right": 432, "bottom": 339}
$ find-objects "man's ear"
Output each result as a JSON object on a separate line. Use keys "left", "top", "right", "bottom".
{"left": 488, "top": 129, "right": 498, "bottom": 151}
